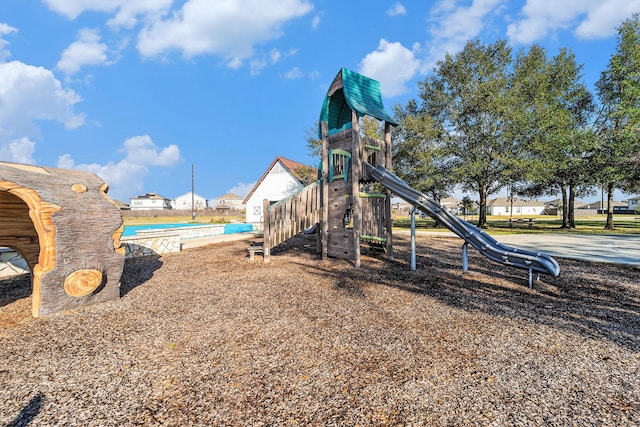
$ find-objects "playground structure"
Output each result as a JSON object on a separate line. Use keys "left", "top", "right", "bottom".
{"left": 0, "top": 161, "right": 125, "bottom": 317}
{"left": 262, "top": 68, "right": 560, "bottom": 283}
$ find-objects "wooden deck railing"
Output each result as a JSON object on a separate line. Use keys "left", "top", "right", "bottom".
{"left": 263, "top": 180, "right": 321, "bottom": 260}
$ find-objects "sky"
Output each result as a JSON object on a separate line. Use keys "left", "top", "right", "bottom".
{"left": 1, "top": 0, "right": 639, "bottom": 203}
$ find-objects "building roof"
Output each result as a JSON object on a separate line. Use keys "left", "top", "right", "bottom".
{"left": 440, "top": 197, "right": 461, "bottom": 207}
{"left": 216, "top": 193, "right": 243, "bottom": 200}
{"left": 131, "top": 192, "right": 171, "bottom": 200}
{"left": 487, "top": 197, "right": 544, "bottom": 207}
{"left": 544, "top": 198, "right": 588, "bottom": 208}
{"left": 112, "top": 200, "right": 130, "bottom": 209}
{"left": 319, "top": 68, "right": 397, "bottom": 138}
{"left": 580, "top": 200, "right": 627, "bottom": 209}
{"left": 174, "top": 192, "right": 207, "bottom": 200}
{"left": 242, "top": 156, "right": 313, "bottom": 204}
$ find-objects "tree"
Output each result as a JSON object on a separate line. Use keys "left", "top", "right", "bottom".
{"left": 461, "top": 196, "right": 477, "bottom": 220}
{"left": 595, "top": 13, "right": 640, "bottom": 229}
{"left": 508, "top": 45, "right": 594, "bottom": 229}
{"left": 418, "top": 39, "right": 514, "bottom": 228}
{"left": 392, "top": 99, "right": 453, "bottom": 201}
{"left": 305, "top": 122, "right": 322, "bottom": 161}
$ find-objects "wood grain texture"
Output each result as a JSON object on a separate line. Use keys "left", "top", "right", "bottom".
{"left": 0, "top": 161, "right": 125, "bottom": 317}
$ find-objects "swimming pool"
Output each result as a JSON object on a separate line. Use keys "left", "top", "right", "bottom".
{"left": 122, "top": 222, "right": 254, "bottom": 237}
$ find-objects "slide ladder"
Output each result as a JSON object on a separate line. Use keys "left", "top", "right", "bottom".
{"left": 363, "top": 163, "right": 560, "bottom": 282}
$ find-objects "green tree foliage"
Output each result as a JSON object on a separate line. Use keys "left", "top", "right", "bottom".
{"left": 392, "top": 99, "right": 452, "bottom": 201}
{"left": 417, "top": 39, "right": 513, "bottom": 228}
{"left": 595, "top": 13, "right": 640, "bottom": 229}
{"left": 305, "top": 121, "right": 322, "bottom": 161}
{"left": 508, "top": 45, "right": 594, "bottom": 229}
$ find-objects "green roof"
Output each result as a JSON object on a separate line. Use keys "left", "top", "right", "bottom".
{"left": 319, "top": 68, "right": 397, "bottom": 138}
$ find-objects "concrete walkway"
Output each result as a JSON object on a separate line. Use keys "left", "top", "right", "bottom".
{"left": 402, "top": 230, "right": 640, "bottom": 266}
{"left": 494, "top": 233, "right": 640, "bottom": 266}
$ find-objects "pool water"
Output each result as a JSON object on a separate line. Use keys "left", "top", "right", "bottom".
{"left": 122, "top": 223, "right": 253, "bottom": 237}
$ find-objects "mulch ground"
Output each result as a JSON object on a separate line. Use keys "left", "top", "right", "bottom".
{"left": 0, "top": 233, "right": 638, "bottom": 426}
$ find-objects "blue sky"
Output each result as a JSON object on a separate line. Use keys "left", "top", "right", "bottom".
{"left": 1, "top": 0, "right": 638, "bottom": 203}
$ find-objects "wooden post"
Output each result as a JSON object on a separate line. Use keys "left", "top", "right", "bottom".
{"left": 321, "top": 121, "right": 329, "bottom": 260}
{"left": 384, "top": 121, "right": 394, "bottom": 260}
{"left": 263, "top": 198, "right": 271, "bottom": 263}
{"left": 351, "top": 111, "right": 362, "bottom": 267}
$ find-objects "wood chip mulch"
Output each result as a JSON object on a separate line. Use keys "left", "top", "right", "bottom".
{"left": 0, "top": 233, "right": 638, "bottom": 426}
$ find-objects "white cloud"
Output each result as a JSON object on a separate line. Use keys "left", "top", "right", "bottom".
{"left": 136, "top": 0, "right": 313, "bottom": 67}
{"left": 284, "top": 66, "right": 304, "bottom": 79}
{"left": 250, "top": 58, "right": 268, "bottom": 76}
{"left": 227, "top": 181, "right": 255, "bottom": 198}
{"left": 387, "top": 2, "right": 407, "bottom": 17}
{"left": 0, "top": 137, "right": 36, "bottom": 164}
{"left": 269, "top": 49, "right": 282, "bottom": 63}
{"left": 312, "top": 14, "right": 321, "bottom": 29}
{"left": 42, "top": 0, "right": 121, "bottom": 19}
{"left": 359, "top": 39, "right": 420, "bottom": 97}
{"left": 425, "top": 0, "right": 505, "bottom": 70}
{"left": 0, "top": 23, "right": 17, "bottom": 62}
{"left": 57, "top": 28, "right": 111, "bottom": 75}
{"left": 106, "top": 0, "right": 173, "bottom": 29}
{"left": 507, "top": 0, "right": 640, "bottom": 43}
{"left": 121, "top": 134, "right": 180, "bottom": 166}
{"left": 58, "top": 134, "right": 181, "bottom": 200}
{"left": 43, "top": 0, "right": 173, "bottom": 29}
{"left": 575, "top": 0, "right": 640, "bottom": 39}
{"left": 0, "top": 61, "right": 85, "bottom": 141}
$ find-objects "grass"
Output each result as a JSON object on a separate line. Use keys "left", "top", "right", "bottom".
{"left": 122, "top": 212, "right": 640, "bottom": 234}
{"left": 392, "top": 214, "right": 640, "bottom": 234}
{"left": 122, "top": 213, "right": 246, "bottom": 226}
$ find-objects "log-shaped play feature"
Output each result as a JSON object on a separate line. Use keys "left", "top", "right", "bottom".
{"left": 0, "top": 161, "right": 125, "bottom": 317}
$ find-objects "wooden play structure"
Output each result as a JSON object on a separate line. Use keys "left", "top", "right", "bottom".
{"left": 263, "top": 68, "right": 397, "bottom": 266}
{"left": 0, "top": 161, "right": 125, "bottom": 317}
{"left": 262, "top": 68, "right": 560, "bottom": 283}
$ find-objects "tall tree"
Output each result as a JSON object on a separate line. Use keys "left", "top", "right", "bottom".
{"left": 419, "top": 39, "right": 513, "bottom": 228}
{"left": 392, "top": 99, "right": 453, "bottom": 201}
{"left": 508, "top": 45, "right": 594, "bottom": 229}
{"left": 595, "top": 13, "right": 640, "bottom": 229}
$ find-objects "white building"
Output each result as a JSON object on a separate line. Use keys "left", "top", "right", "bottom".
{"left": 486, "top": 197, "right": 545, "bottom": 216}
{"left": 172, "top": 192, "right": 208, "bottom": 210}
{"left": 129, "top": 192, "right": 172, "bottom": 211}
{"left": 212, "top": 193, "right": 244, "bottom": 211}
{"left": 244, "top": 156, "right": 315, "bottom": 224}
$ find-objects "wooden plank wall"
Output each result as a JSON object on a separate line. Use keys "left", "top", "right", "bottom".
{"left": 361, "top": 197, "right": 386, "bottom": 239}
{"left": 264, "top": 180, "right": 321, "bottom": 251}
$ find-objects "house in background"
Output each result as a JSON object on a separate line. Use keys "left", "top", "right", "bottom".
{"left": 486, "top": 197, "right": 545, "bottom": 216}
{"left": 212, "top": 193, "right": 244, "bottom": 211}
{"left": 129, "top": 192, "right": 172, "bottom": 211}
{"left": 113, "top": 200, "right": 130, "bottom": 210}
{"left": 440, "top": 197, "right": 461, "bottom": 215}
{"left": 579, "top": 200, "right": 630, "bottom": 214}
{"left": 628, "top": 195, "right": 640, "bottom": 212}
{"left": 172, "top": 192, "right": 208, "bottom": 210}
{"left": 244, "top": 156, "right": 316, "bottom": 224}
{"left": 543, "top": 198, "right": 587, "bottom": 216}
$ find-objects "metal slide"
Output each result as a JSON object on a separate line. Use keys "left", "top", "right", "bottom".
{"left": 364, "top": 162, "right": 560, "bottom": 279}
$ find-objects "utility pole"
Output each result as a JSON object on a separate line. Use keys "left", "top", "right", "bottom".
{"left": 191, "top": 164, "right": 195, "bottom": 220}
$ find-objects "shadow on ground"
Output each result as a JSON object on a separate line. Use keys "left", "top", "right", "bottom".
{"left": 273, "top": 233, "right": 640, "bottom": 352}
{"left": 5, "top": 392, "right": 43, "bottom": 427}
